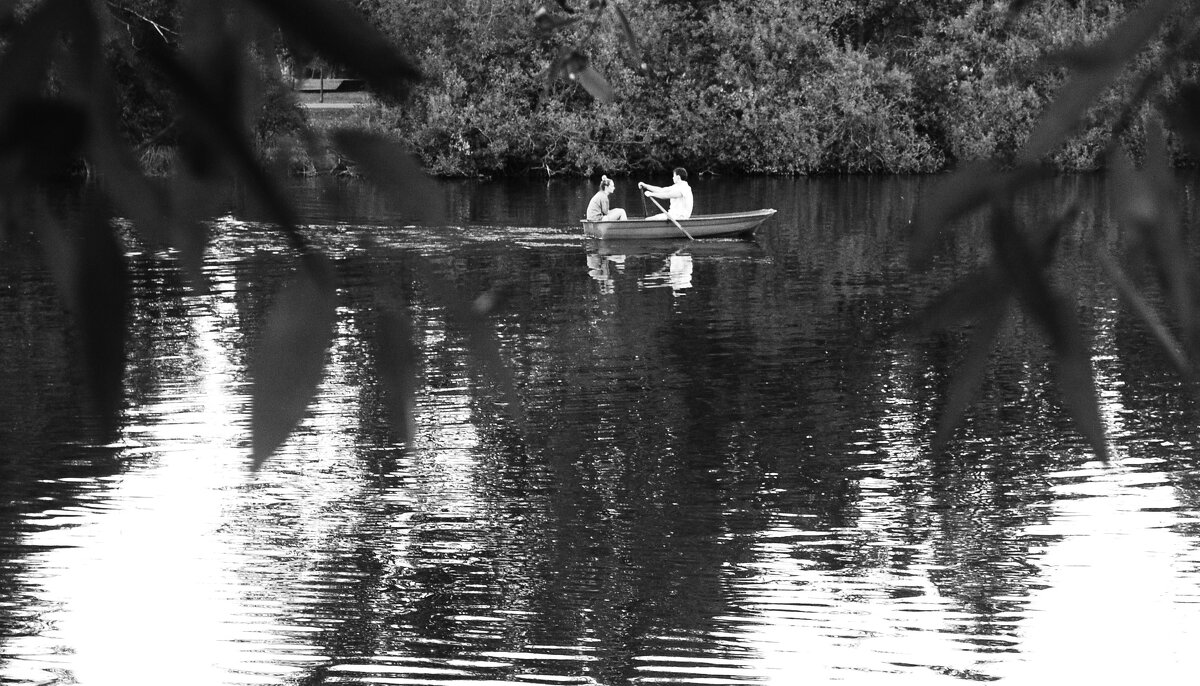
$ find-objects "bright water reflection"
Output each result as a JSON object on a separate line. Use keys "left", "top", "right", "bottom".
{"left": 2, "top": 175, "right": 1200, "bottom": 684}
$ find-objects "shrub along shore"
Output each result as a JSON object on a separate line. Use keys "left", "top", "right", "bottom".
{"left": 130, "top": 1, "right": 1190, "bottom": 179}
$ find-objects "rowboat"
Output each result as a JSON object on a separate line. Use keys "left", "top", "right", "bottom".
{"left": 581, "top": 209, "right": 777, "bottom": 240}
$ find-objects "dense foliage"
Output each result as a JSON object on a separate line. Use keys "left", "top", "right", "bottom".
{"left": 331, "top": 0, "right": 1167, "bottom": 177}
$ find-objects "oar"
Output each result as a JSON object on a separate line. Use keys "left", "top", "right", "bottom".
{"left": 640, "top": 183, "right": 693, "bottom": 240}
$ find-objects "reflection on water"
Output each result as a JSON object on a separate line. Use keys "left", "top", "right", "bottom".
{"left": 2, "top": 175, "right": 1200, "bottom": 684}
{"left": 588, "top": 250, "right": 694, "bottom": 294}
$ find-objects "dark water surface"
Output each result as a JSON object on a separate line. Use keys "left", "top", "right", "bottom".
{"left": 3, "top": 175, "right": 1200, "bottom": 685}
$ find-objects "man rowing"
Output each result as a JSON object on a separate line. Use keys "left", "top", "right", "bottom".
{"left": 639, "top": 167, "right": 693, "bottom": 220}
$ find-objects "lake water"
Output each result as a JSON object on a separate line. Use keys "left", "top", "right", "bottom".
{"left": 2, "top": 174, "right": 1200, "bottom": 685}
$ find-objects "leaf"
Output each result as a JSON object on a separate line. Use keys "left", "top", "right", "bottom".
{"left": 571, "top": 65, "right": 614, "bottom": 103}
{"left": 31, "top": 199, "right": 129, "bottom": 434}
{"left": 179, "top": 0, "right": 249, "bottom": 133}
{"left": 533, "top": 5, "right": 580, "bottom": 32}
{"left": 1165, "top": 84, "right": 1200, "bottom": 158}
{"left": 141, "top": 35, "right": 305, "bottom": 252}
{"left": 1110, "top": 138, "right": 1192, "bottom": 345}
{"left": 164, "top": 174, "right": 223, "bottom": 291}
{"left": 0, "top": 0, "right": 71, "bottom": 111}
{"left": 249, "top": 253, "right": 337, "bottom": 469}
{"left": 375, "top": 304, "right": 420, "bottom": 446}
{"left": 988, "top": 209, "right": 1108, "bottom": 459}
{"left": 1006, "top": 0, "right": 1038, "bottom": 15}
{"left": 911, "top": 163, "right": 1004, "bottom": 268}
{"left": 907, "top": 267, "right": 1006, "bottom": 334}
{"left": 932, "top": 296, "right": 1011, "bottom": 454}
{"left": 69, "top": 5, "right": 179, "bottom": 260}
{"left": 558, "top": 49, "right": 588, "bottom": 76}
{"left": 613, "top": 3, "right": 640, "bottom": 54}
{"left": 408, "top": 257, "right": 524, "bottom": 428}
{"left": 244, "top": 0, "right": 421, "bottom": 100}
{"left": 29, "top": 201, "right": 77, "bottom": 310}
{"left": 330, "top": 129, "right": 445, "bottom": 223}
{"left": 1017, "top": 0, "right": 1176, "bottom": 163}
{"left": 75, "top": 201, "right": 131, "bottom": 434}
{"left": 1097, "top": 249, "right": 1191, "bottom": 378}
{"left": 1046, "top": 293, "right": 1109, "bottom": 461}
{"left": 0, "top": 99, "right": 89, "bottom": 181}
{"left": 1142, "top": 119, "right": 1193, "bottom": 344}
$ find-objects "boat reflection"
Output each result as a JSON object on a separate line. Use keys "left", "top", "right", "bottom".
{"left": 584, "top": 239, "right": 766, "bottom": 295}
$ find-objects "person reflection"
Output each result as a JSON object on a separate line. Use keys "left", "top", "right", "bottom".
{"left": 586, "top": 252, "right": 626, "bottom": 294}
{"left": 641, "top": 252, "right": 692, "bottom": 294}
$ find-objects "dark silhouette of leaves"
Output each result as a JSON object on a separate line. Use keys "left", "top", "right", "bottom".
{"left": 911, "top": 164, "right": 1050, "bottom": 268}
{"left": 1018, "top": 0, "right": 1176, "bottom": 163}
{"left": 1096, "top": 249, "right": 1191, "bottom": 378}
{"left": 534, "top": 5, "right": 581, "bottom": 33}
{"left": 907, "top": 267, "right": 1004, "bottom": 334}
{"left": 988, "top": 207, "right": 1107, "bottom": 459}
{"left": 140, "top": 27, "right": 309, "bottom": 255}
{"left": 331, "top": 129, "right": 445, "bottom": 224}
{"left": 1104, "top": 119, "right": 1197, "bottom": 375}
{"left": 245, "top": 0, "right": 421, "bottom": 100}
{"left": 75, "top": 202, "right": 131, "bottom": 434}
{"left": 913, "top": 188, "right": 1106, "bottom": 457}
{"left": 250, "top": 254, "right": 337, "bottom": 469}
{"left": 0, "top": 100, "right": 88, "bottom": 181}
{"left": 375, "top": 305, "right": 420, "bottom": 448}
{"left": 30, "top": 199, "right": 129, "bottom": 434}
{"left": 407, "top": 258, "right": 524, "bottom": 429}
{"left": 571, "top": 64, "right": 614, "bottom": 103}
{"left": 1166, "top": 84, "right": 1200, "bottom": 158}
{"left": 0, "top": 0, "right": 65, "bottom": 108}
{"left": 932, "top": 295, "right": 1011, "bottom": 454}
{"left": 612, "top": 3, "right": 646, "bottom": 72}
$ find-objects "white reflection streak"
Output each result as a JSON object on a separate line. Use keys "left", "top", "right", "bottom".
{"left": 999, "top": 308, "right": 1200, "bottom": 682}
{"left": 1000, "top": 463, "right": 1200, "bottom": 683}
{"left": 736, "top": 535, "right": 970, "bottom": 684}
{"left": 730, "top": 355, "right": 981, "bottom": 684}
{"left": 17, "top": 284, "right": 256, "bottom": 685}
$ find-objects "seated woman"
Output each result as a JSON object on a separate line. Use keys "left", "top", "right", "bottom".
{"left": 587, "top": 175, "right": 628, "bottom": 221}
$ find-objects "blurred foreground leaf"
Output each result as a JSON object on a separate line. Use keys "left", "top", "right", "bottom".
{"left": 250, "top": 254, "right": 337, "bottom": 469}
{"left": 1018, "top": 0, "right": 1177, "bottom": 163}
{"left": 375, "top": 304, "right": 420, "bottom": 447}
{"left": 989, "top": 207, "right": 1108, "bottom": 459}
{"left": 933, "top": 296, "right": 1011, "bottom": 454}
{"left": 331, "top": 129, "right": 445, "bottom": 223}
{"left": 570, "top": 64, "right": 614, "bottom": 103}
{"left": 911, "top": 164, "right": 1051, "bottom": 269}
{"left": 1097, "top": 249, "right": 1191, "bottom": 378}
{"left": 534, "top": 5, "right": 581, "bottom": 32}
{"left": 75, "top": 202, "right": 131, "bottom": 434}
{"left": 912, "top": 199, "right": 1107, "bottom": 459}
{"left": 408, "top": 257, "right": 524, "bottom": 429}
{"left": 31, "top": 199, "right": 129, "bottom": 433}
{"left": 246, "top": 0, "right": 421, "bottom": 100}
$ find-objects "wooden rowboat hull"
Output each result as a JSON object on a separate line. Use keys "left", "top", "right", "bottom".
{"left": 581, "top": 209, "right": 777, "bottom": 240}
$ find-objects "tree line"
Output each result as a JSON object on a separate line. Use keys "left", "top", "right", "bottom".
{"left": 85, "top": 0, "right": 1175, "bottom": 178}
{"left": 327, "top": 0, "right": 1172, "bottom": 177}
